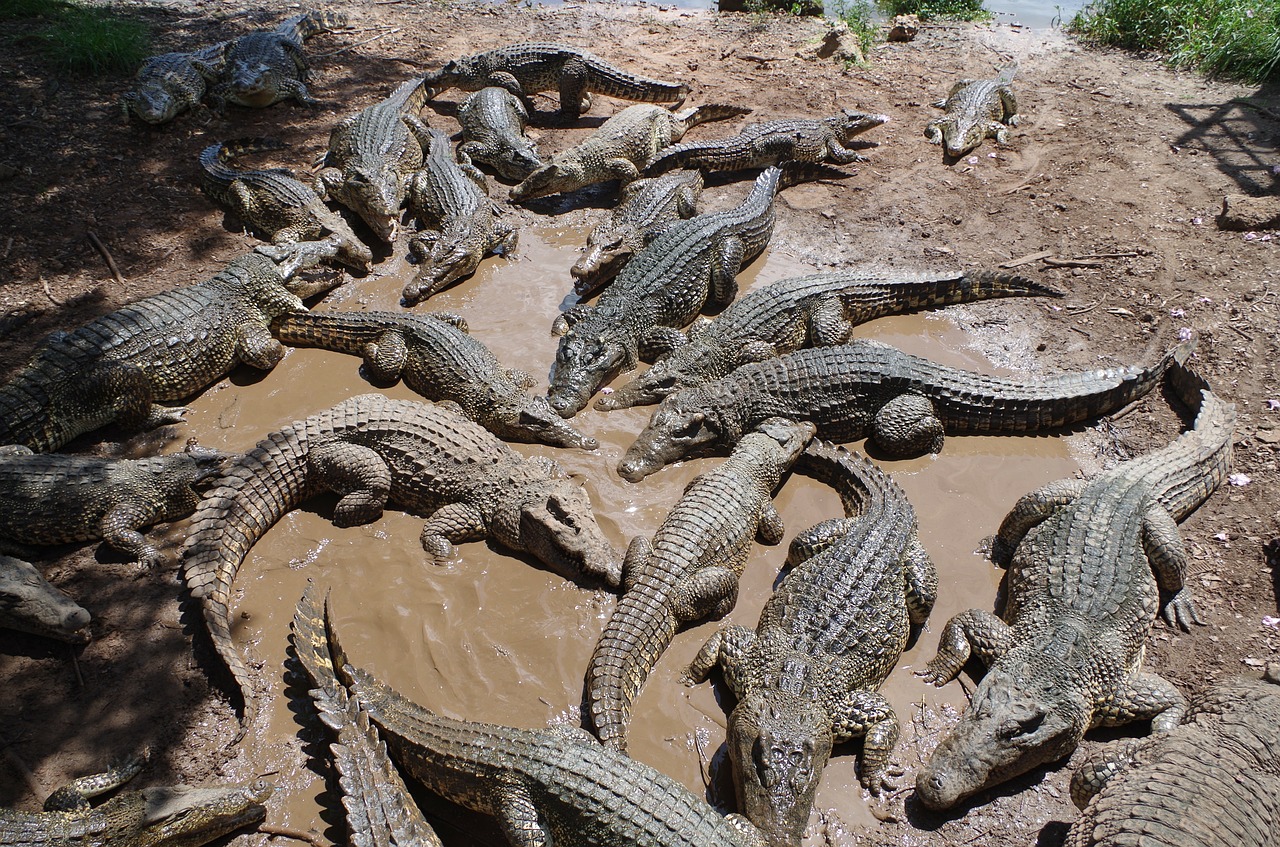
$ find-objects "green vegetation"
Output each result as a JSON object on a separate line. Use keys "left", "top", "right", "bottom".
{"left": 0, "top": 0, "right": 150, "bottom": 74}
{"left": 829, "top": 0, "right": 880, "bottom": 55}
{"left": 874, "top": 0, "right": 990, "bottom": 21}
{"left": 1070, "top": 0, "right": 1280, "bottom": 83}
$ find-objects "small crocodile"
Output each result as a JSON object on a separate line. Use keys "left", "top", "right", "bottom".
{"left": 182, "top": 394, "right": 619, "bottom": 733}
{"left": 272, "top": 309, "right": 597, "bottom": 450}
{"left": 925, "top": 65, "right": 1019, "bottom": 158}
{"left": 199, "top": 138, "right": 373, "bottom": 273}
{"left": 0, "top": 755, "right": 272, "bottom": 847}
{"left": 915, "top": 361, "right": 1234, "bottom": 811}
{"left": 425, "top": 42, "right": 690, "bottom": 119}
{"left": 457, "top": 86, "right": 544, "bottom": 181}
{"left": 291, "top": 583, "right": 443, "bottom": 847}
{"left": 1066, "top": 665, "right": 1280, "bottom": 847}
{"left": 0, "top": 442, "right": 226, "bottom": 568}
{"left": 203, "top": 10, "right": 345, "bottom": 109}
{"left": 586, "top": 418, "right": 815, "bottom": 752}
{"left": 509, "top": 103, "right": 750, "bottom": 202}
{"left": 316, "top": 77, "right": 430, "bottom": 243}
{"left": 685, "top": 441, "right": 935, "bottom": 847}
{"left": 645, "top": 109, "right": 889, "bottom": 175}
{"left": 402, "top": 128, "right": 517, "bottom": 305}
{"left": 618, "top": 337, "right": 1192, "bottom": 482}
{"left": 599, "top": 267, "right": 1063, "bottom": 411}
{"left": 120, "top": 45, "right": 223, "bottom": 125}
{"left": 570, "top": 169, "right": 704, "bottom": 298}
{"left": 0, "top": 553, "right": 91, "bottom": 644}
{"left": 548, "top": 164, "right": 844, "bottom": 418}
{"left": 0, "top": 244, "right": 344, "bottom": 453}
{"left": 324, "top": 611, "right": 770, "bottom": 847}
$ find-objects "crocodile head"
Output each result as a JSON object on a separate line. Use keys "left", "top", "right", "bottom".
{"left": 490, "top": 141, "right": 544, "bottom": 183}
{"left": 595, "top": 347, "right": 701, "bottom": 411}
{"left": 833, "top": 108, "right": 891, "bottom": 142}
{"left": 494, "top": 395, "right": 599, "bottom": 451}
{"left": 334, "top": 165, "right": 402, "bottom": 243}
{"left": 915, "top": 664, "right": 1089, "bottom": 810}
{"left": 939, "top": 118, "right": 987, "bottom": 159}
{"left": 122, "top": 87, "right": 183, "bottom": 125}
{"left": 616, "top": 393, "right": 724, "bottom": 482}
{"left": 509, "top": 160, "right": 590, "bottom": 203}
{"left": 547, "top": 330, "right": 629, "bottom": 418}
{"left": 183, "top": 442, "right": 232, "bottom": 487}
{"left": 226, "top": 63, "right": 282, "bottom": 109}
{"left": 728, "top": 689, "right": 832, "bottom": 847}
{"left": 138, "top": 778, "right": 272, "bottom": 845}
{"left": 0, "top": 554, "right": 92, "bottom": 644}
{"left": 403, "top": 229, "right": 484, "bottom": 304}
{"left": 570, "top": 225, "right": 635, "bottom": 297}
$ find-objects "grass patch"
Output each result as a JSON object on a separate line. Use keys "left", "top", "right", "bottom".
{"left": 1, "top": 0, "right": 150, "bottom": 75}
{"left": 875, "top": 0, "right": 990, "bottom": 21}
{"left": 1070, "top": 0, "right": 1280, "bottom": 83}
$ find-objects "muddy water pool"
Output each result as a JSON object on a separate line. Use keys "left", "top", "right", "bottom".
{"left": 177, "top": 225, "right": 1079, "bottom": 841}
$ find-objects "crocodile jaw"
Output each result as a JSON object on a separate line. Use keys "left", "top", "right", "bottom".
{"left": 916, "top": 666, "right": 1087, "bottom": 810}
{"left": 510, "top": 480, "right": 621, "bottom": 588}
{"left": 548, "top": 334, "right": 627, "bottom": 418}
{"left": 139, "top": 779, "right": 272, "bottom": 843}
{"left": 125, "top": 88, "right": 183, "bottom": 124}
{"left": 616, "top": 399, "right": 720, "bottom": 482}
{"left": 0, "top": 554, "right": 92, "bottom": 643}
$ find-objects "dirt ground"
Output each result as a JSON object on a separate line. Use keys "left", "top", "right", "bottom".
{"left": 1, "top": 1, "right": 1279, "bottom": 845}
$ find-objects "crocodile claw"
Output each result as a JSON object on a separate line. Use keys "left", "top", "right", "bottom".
{"left": 1162, "top": 589, "right": 1204, "bottom": 631}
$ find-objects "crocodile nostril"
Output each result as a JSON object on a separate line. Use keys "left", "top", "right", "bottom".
{"left": 64, "top": 608, "right": 91, "bottom": 631}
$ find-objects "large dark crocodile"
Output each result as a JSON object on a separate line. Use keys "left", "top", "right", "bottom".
{"left": 202, "top": 10, "right": 345, "bottom": 109}
{"left": 323, "top": 611, "right": 770, "bottom": 847}
{"left": 925, "top": 65, "right": 1020, "bottom": 158}
{"left": 424, "top": 42, "right": 690, "bottom": 119}
{"left": 569, "top": 169, "right": 703, "bottom": 298}
{"left": 182, "top": 393, "right": 619, "bottom": 734}
{"left": 272, "top": 309, "right": 597, "bottom": 450}
{"left": 199, "top": 138, "right": 373, "bottom": 273}
{"left": 548, "top": 165, "right": 843, "bottom": 418}
{"left": 0, "top": 553, "right": 91, "bottom": 644}
{"left": 457, "top": 86, "right": 544, "bottom": 181}
{"left": 316, "top": 77, "right": 430, "bottom": 243}
{"left": 914, "top": 361, "right": 1235, "bottom": 811}
{"left": 618, "top": 337, "right": 1193, "bottom": 482}
{"left": 599, "top": 267, "right": 1063, "bottom": 411}
{"left": 1065, "top": 665, "right": 1280, "bottom": 847}
{"left": 645, "top": 110, "right": 889, "bottom": 175}
{"left": 0, "top": 442, "right": 226, "bottom": 568}
{"left": 403, "top": 128, "right": 517, "bottom": 305}
{"left": 121, "top": 45, "right": 223, "bottom": 125}
{"left": 0, "top": 755, "right": 272, "bottom": 847}
{"left": 586, "top": 418, "right": 815, "bottom": 752}
{"left": 0, "top": 244, "right": 344, "bottom": 453}
{"left": 509, "top": 103, "right": 749, "bottom": 202}
{"left": 684, "top": 441, "right": 935, "bottom": 847}
{"left": 291, "top": 584, "right": 443, "bottom": 847}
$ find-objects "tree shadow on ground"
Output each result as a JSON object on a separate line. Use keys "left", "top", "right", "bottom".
{"left": 1166, "top": 80, "right": 1280, "bottom": 195}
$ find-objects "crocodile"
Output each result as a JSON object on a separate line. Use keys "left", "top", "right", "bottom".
{"left": 645, "top": 109, "right": 889, "bottom": 175}
{"left": 199, "top": 138, "right": 373, "bottom": 273}
{"left": 586, "top": 418, "right": 815, "bottom": 752}
{"left": 914, "top": 360, "right": 1234, "bottom": 811}
{"left": 0, "top": 755, "right": 272, "bottom": 847}
{"left": 925, "top": 65, "right": 1020, "bottom": 158}
{"left": 0, "top": 442, "right": 227, "bottom": 568}
{"left": 120, "top": 44, "right": 223, "bottom": 125}
{"left": 272, "top": 309, "right": 597, "bottom": 450}
{"left": 0, "top": 553, "right": 91, "bottom": 644}
{"left": 1065, "top": 665, "right": 1280, "bottom": 847}
{"left": 599, "top": 267, "right": 1063, "bottom": 411}
{"left": 316, "top": 76, "right": 431, "bottom": 243}
{"left": 569, "top": 169, "right": 704, "bottom": 298}
{"left": 508, "top": 103, "right": 750, "bottom": 202}
{"left": 291, "top": 584, "right": 443, "bottom": 847}
{"left": 0, "top": 244, "right": 344, "bottom": 453}
{"left": 457, "top": 86, "right": 544, "bottom": 182}
{"left": 202, "top": 10, "right": 346, "bottom": 110}
{"left": 322, "top": 609, "right": 770, "bottom": 847}
{"left": 548, "top": 164, "right": 845, "bottom": 418}
{"left": 684, "top": 441, "right": 935, "bottom": 847}
{"left": 182, "top": 393, "right": 619, "bottom": 734}
{"left": 402, "top": 128, "right": 517, "bottom": 305}
{"left": 617, "top": 336, "right": 1193, "bottom": 482}
{"left": 424, "top": 42, "right": 690, "bottom": 119}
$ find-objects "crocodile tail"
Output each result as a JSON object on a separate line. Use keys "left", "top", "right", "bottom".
{"left": 1156, "top": 357, "right": 1236, "bottom": 522}
{"left": 956, "top": 270, "right": 1063, "bottom": 301}
{"left": 272, "top": 311, "right": 377, "bottom": 357}
{"left": 292, "top": 581, "right": 343, "bottom": 705}
{"left": 200, "top": 138, "right": 288, "bottom": 186}
{"left": 183, "top": 420, "right": 314, "bottom": 734}
{"left": 283, "top": 10, "right": 347, "bottom": 41}
{"left": 581, "top": 57, "right": 689, "bottom": 105}
{"left": 996, "top": 63, "right": 1019, "bottom": 84}
{"left": 681, "top": 103, "right": 753, "bottom": 130}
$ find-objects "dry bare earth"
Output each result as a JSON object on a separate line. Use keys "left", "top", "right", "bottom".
{"left": 0, "top": 2, "right": 1278, "bottom": 846}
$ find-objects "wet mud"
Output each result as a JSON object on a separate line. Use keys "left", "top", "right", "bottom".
{"left": 175, "top": 227, "right": 1079, "bottom": 839}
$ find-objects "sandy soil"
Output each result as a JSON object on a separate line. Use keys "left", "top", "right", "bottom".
{"left": 0, "top": 1, "right": 1278, "bottom": 845}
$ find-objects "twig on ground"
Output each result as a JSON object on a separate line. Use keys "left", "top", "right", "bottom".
{"left": 1044, "top": 256, "right": 1104, "bottom": 269}
{"left": 69, "top": 648, "right": 84, "bottom": 688}
{"left": 1076, "top": 251, "right": 1145, "bottom": 259}
{"left": 86, "top": 230, "right": 125, "bottom": 285}
{"left": 315, "top": 28, "right": 401, "bottom": 58}
{"left": 41, "top": 278, "right": 62, "bottom": 307}
{"left": 1066, "top": 294, "right": 1106, "bottom": 315}
{"left": 259, "top": 825, "right": 327, "bottom": 847}
{"left": 999, "top": 250, "right": 1053, "bottom": 269}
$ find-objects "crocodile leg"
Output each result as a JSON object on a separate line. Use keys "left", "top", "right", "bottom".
{"left": 993, "top": 478, "right": 1089, "bottom": 563}
{"left": 756, "top": 502, "right": 785, "bottom": 545}
{"left": 671, "top": 567, "right": 741, "bottom": 622}
{"left": 100, "top": 500, "right": 165, "bottom": 567}
{"left": 234, "top": 323, "right": 289, "bottom": 370}
{"left": 602, "top": 157, "right": 642, "bottom": 183}
{"left": 805, "top": 293, "right": 854, "bottom": 346}
{"left": 924, "top": 118, "right": 947, "bottom": 144}
{"left": 988, "top": 121, "right": 1012, "bottom": 144}
{"left": 308, "top": 441, "right": 392, "bottom": 526}
{"left": 919, "top": 609, "right": 1014, "bottom": 686}
{"left": 683, "top": 624, "right": 755, "bottom": 690}
{"left": 638, "top": 326, "right": 691, "bottom": 363}
{"left": 871, "top": 393, "right": 945, "bottom": 456}
{"left": 1142, "top": 503, "right": 1203, "bottom": 630}
{"left": 786, "top": 517, "right": 860, "bottom": 567}
{"left": 1092, "top": 669, "right": 1187, "bottom": 732}
{"left": 491, "top": 774, "right": 550, "bottom": 847}
{"left": 824, "top": 139, "right": 868, "bottom": 165}
{"left": 419, "top": 501, "right": 486, "bottom": 561}
{"left": 557, "top": 58, "right": 592, "bottom": 117}
{"left": 904, "top": 538, "right": 938, "bottom": 626}
{"left": 831, "top": 689, "right": 899, "bottom": 793}
{"left": 999, "top": 88, "right": 1020, "bottom": 125}
{"left": 362, "top": 330, "right": 409, "bottom": 383}
{"left": 708, "top": 237, "right": 746, "bottom": 308}
{"left": 1067, "top": 736, "right": 1149, "bottom": 810}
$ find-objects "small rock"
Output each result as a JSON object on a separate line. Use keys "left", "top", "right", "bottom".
{"left": 887, "top": 14, "right": 919, "bottom": 42}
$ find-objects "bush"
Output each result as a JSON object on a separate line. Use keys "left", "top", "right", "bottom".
{"left": 875, "top": 0, "right": 990, "bottom": 21}
{"left": 828, "top": 0, "right": 880, "bottom": 55}
{"left": 1070, "top": 0, "right": 1280, "bottom": 83}
{"left": 2, "top": 0, "right": 151, "bottom": 75}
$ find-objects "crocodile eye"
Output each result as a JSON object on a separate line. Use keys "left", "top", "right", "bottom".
{"left": 672, "top": 412, "right": 706, "bottom": 439}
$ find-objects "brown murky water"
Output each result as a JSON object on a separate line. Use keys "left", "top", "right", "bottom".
{"left": 177, "top": 225, "right": 1079, "bottom": 841}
